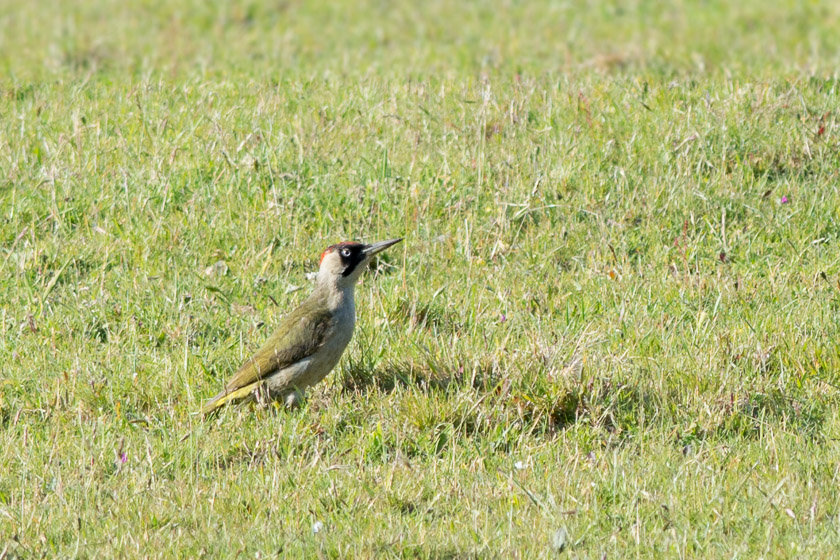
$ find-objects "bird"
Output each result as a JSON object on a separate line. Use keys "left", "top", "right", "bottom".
{"left": 201, "top": 238, "right": 402, "bottom": 415}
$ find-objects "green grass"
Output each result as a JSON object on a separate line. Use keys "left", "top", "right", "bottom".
{"left": 3, "top": 0, "right": 840, "bottom": 557}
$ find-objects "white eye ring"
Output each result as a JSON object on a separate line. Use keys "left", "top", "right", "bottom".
{"left": 341, "top": 248, "right": 352, "bottom": 257}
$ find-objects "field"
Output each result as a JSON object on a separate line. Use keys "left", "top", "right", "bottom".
{"left": 3, "top": 0, "right": 840, "bottom": 557}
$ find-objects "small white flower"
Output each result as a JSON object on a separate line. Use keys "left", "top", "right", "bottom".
{"left": 312, "top": 521, "right": 324, "bottom": 534}
{"left": 514, "top": 460, "right": 526, "bottom": 470}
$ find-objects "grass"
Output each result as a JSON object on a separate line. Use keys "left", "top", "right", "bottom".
{"left": 3, "top": 0, "right": 840, "bottom": 557}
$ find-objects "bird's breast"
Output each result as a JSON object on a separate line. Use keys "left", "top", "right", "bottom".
{"left": 319, "top": 305, "right": 355, "bottom": 363}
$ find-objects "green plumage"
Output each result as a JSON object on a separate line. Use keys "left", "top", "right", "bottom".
{"left": 202, "top": 294, "right": 335, "bottom": 414}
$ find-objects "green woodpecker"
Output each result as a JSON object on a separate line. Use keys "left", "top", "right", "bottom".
{"left": 202, "top": 238, "right": 402, "bottom": 414}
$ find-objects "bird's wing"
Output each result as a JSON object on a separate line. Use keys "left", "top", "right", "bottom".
{"left": 222, "top": 299, "right": 334, "bottom": 394}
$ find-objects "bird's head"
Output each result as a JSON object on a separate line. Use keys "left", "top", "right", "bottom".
{"left": 316, "top": 238, "right": 402, "bottom": 289}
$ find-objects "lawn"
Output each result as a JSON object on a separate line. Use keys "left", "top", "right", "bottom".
{"left": 3, "top": 0, "right": 840, "bottom": 557}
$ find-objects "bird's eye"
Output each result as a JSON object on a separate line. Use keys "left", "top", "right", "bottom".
{"left": 341, "top": 248, "right": 352, "bottom": 257}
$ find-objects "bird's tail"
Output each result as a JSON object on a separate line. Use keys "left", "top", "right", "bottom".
{"left": 201, "top": 381, "right": 262, "bottom": 415}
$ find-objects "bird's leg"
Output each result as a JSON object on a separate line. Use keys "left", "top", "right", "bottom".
{"left": 284, "top": 388, "right": 305, "bottom": 409}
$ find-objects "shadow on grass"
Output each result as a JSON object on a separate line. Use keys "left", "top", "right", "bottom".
{"left": 714, "top": 388, "right": 826, "bottom": 440}
{"left": 339, "top": 355, "right": 670, "bottom": 439}
{"left": 339, "top": 356, "right": 489, "bottom": 394}
{"left": 676, "top": 386, "right": 827, "bottom": 451}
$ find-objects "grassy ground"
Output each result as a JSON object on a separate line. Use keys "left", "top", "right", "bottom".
{"left": 3, "top": 0, "right": 840, "bottom": 557}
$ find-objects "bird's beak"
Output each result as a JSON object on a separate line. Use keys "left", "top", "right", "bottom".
{"left": 363, "top": 238, "right": 402, "bottom": 257}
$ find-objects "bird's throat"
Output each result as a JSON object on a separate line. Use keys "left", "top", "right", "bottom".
{"left": 313, "top": 274, "right": 356, "bottom": 312}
